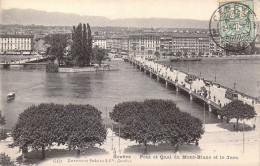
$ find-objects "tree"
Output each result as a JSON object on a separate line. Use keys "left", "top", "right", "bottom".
{"left": 0, "top": 111, "right": 6, "bottom": 126}
{"left": 0, "top": 111, "right": 7, "bottom": 142}
{"left": 86, "top": 23, "right": 93, "bottom": 66}
{"left": 198, "top": 52, "right": 204, "bottom": 57}
{"left": 65, "top": 104, "right": 106, "bottom": 156}
{"left": 71, "top": 23, "right": 93, "bottom": 66}
{"left": 176, "top": 51, "right": 182, "bottom": 57}
{"left": 11, "top": 103, "right": 106, "bottom": 160}
{"left": 0, "top": 153, "right": 15, "bottom": 166}
{"left": 44, "top": 34, "right": 69, "bottom": 67}
{"left": 81, "top": 23, "right": 88, "bottom": 67}
{"left": 110, "top": 99, "right": 204, "bottom": 153}
{"left": 154, "top": 51, "right": 160, "bottom": 59}
{"left": 162, "top": 52, "right": 166, "bottom": 58}
{"left": 93, "top": 46, "right": 106, "bottom": 67}
{"left": 217, "top": 100, "right": 256, "bottom": 130}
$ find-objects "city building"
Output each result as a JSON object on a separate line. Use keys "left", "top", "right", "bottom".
{"left": 128, "top": 33, "right": 223, "bottom": 56}
{"left": 171, "top": 33, "right": 210, "bottom": 56}
{"left": 128, "top": 33, "right": 161, "bottom": 55}
{"left": 0, "top": 34, "right": 34, "bottom": 55}
{"left": 106, "top": 35, "right": 123, "bottom": 52}
{"left": 92, "top": 36, "right": 107, "bottom": 49}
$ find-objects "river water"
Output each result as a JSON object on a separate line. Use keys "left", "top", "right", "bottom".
{"left": 1, "top": 59, "right": 259, "bottom": 129}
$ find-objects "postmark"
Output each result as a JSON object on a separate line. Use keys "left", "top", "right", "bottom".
{"left": 209, "top": 0, "right": 258, "bottom": 52}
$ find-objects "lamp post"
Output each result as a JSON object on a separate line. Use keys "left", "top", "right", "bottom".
{"left": 119, "top": 123, "right": 121, "bottom": 153}
{"left": 204, "top": 102, "right": 206, "bottom": 131}
{"left": 214, "top": 68, "right": 217, "bottom": 82}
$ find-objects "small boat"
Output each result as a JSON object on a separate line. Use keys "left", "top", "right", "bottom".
{"left": 183, "top": 57, "right": 202, "bottom": 62}
{"left": 170, "top": 57, "right": 202, "bottom": 62}
{"left": 7, "top": 92, "right": 15, "bottom": 100}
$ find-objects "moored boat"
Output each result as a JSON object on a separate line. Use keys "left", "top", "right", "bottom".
{"left": 7, "top": 92, "right": 15, "bottom": 100}
{"left": 170, "top": 57, "right": 202, "bottom": 62}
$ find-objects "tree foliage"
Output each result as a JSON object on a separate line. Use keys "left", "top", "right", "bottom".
{"left": 71, "top": 23, "right": 92, "bottom": 67}
{"left": 0, "top": 111, "right": 6, "bottom": 126}
{"left": 154, "top": 51, "right": 160, "bottom": 59}
{"left": 44, "top": 34, "right": 69, "bottom": 66}
{"left": 93, "top": 46, "right": 107, "bottom": 66}
{"left": 217, "top": 100, "right": 256, "bottom": 130}
{"left": 0, "top": 153, "right": 15, "bottom": 166}
{"left": 0, "top": 111, "right": 7, "bottom": 142}
{"left": 11, "top": 103, "right": 106, "bottom": 160}
{"left": 110, "top": 99, "right": 204, "bottom": 152}
{"left": 46, "top": 62, "right": 59, "bottom": 73}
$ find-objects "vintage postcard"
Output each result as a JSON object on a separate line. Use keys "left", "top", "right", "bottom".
{"left": 0, "top": 0, "right": 259, "bottom": 165}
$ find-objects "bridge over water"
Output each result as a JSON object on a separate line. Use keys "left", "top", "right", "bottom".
{"left": 126, "top": 57, "right": 259, "bottom": 117}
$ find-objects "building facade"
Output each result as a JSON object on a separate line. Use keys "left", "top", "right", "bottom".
{"left": 128, "top": 33, "right": 223, "bottom": 56}
{"left": 128, "top": 34, "right": 161, "bottom": 55}
{"left": 92, "top": 36, "right": 107, "bottom": 49}
{"left": 0, "top": 34, "right": 34, "bottom": 55}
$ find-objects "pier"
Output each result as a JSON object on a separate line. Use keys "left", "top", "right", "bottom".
{"left": 127, "top": 57, "right": 259, "bottom": 114}
{"left": 0, "top": 56, "right": 49, "bottom": 68}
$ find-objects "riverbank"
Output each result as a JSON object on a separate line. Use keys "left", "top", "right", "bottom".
{"left": 59, "top": 65, "right": 119, "bottom": 73}
{"left": 155, "top": 54, "right": 260, "bottom": 62}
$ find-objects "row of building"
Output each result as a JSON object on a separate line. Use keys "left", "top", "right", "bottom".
{"left": 93, "top": 33, "right": 224, "bottom": 56}
{"left": 0, "top": 34, "right": 34, "bottom": 55}
{"left": 0, "top": 32, "right": 240, "bottom": 56}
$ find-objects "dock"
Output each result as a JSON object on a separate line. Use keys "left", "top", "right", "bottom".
{"left": 0, "top": 56, "right": 49, "bottom": 68}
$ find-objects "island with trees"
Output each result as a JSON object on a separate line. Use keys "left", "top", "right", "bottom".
{"left": 44, "top": 23, "right": 110, "bottom": 73}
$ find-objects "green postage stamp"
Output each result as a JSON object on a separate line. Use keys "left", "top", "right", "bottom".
{"left": 218, "top": 0, "right": 257, "bottom": 43}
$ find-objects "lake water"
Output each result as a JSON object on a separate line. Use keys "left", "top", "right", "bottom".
{"left": 1, "top": 59, "right": 259, "bottom": 129}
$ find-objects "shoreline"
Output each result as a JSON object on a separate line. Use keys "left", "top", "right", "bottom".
{"left": 155, "top": 54, "right": 260, "bottom": 62}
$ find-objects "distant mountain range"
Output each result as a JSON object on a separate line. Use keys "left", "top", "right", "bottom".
{"left": 1, "top": 8, "right": 211, "bottom": 28}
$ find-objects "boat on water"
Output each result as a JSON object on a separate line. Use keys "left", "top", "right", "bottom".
{"left": 170, "top": 57, "right": 202, "bottom": 62}
{"left": 7, "top": 92, "right": 15, "bottom": 100}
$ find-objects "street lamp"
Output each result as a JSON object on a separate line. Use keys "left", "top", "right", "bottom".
{"left": 203, "top": 102, "right": 206, "bottom": 131}
{"left": 214, "top": 68, "right": 217, "bottom": 82}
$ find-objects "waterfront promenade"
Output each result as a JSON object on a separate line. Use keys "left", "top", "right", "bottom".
{"left": 128, "top": 56, "right": 259, "bottom": 114}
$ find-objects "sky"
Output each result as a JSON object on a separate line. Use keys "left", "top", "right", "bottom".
{"left": 1, "top": 0, "right": 220, "bottom": 20}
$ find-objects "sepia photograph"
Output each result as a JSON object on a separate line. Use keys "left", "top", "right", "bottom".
{"left": 0, "top": 0, "right": 259, "bottom": 165}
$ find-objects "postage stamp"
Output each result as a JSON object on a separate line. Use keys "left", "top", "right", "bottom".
{"left": 209, "top": 0, "right": 258, "bottom": 51}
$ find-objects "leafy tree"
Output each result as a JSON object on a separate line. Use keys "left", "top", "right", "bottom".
{"left": 217, "top": 100, "right": 256, "bottom": 130}
{"left": 191, "top": 52, "right": 196, "bottom": 57}
{"left": 44, "top": 34, "right": 69, "bottom": 66}
{"left": 71, "top": 23, "right": 93, "bottom": 66}
{"left": 81, "top": 23, "right": 88, "bottom": 67}
{"left": 162, "top": 52, "right": 166, "bottom": 57}
{"left": 0, "top": 153, "right": 15, "bottom": 166}
{"left": 93, "top": 46, "right": 107, "bottom": 66}
{"left": 110, "top": 99, "right": 204, "bottom": 153}
{"left": 176, "top": 51, "right": 182, "bottom": 57}
{"left": 11, "top": 103, "right": 106, "bottom": 160}
{"left": 86, "top": 23, "right": 93, "bottom": 66}
{"left": 198, "top": 52, "right": 204, "bottom": 57}
{"left": 0, "top": 111, "right": 6, "bottom": 126}
{"left": 154, "top": 51, "right": 160, "bottom": 59}
{"left": 65, "top": 104, "right": 106, "bottom": 156}
{"left": 0, "top": 111, "right": 7, "bottom": 142}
